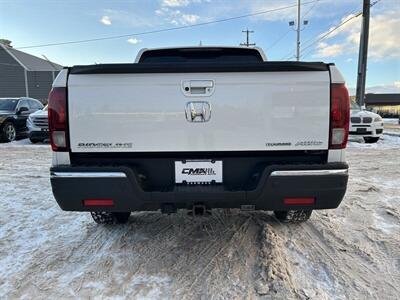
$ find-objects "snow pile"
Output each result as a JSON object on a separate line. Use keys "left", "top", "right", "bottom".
{"left": 348, "top": 134, "right": 400, "bottom": 149}
{"left": 383, "top": 118, "right": 399, "bottom": 125}
{"left": 0, "top": 138, "right": 49, "bottom": 148}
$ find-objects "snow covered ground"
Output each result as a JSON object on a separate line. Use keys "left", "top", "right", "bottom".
{"left": 383, "top": 118, "right": 400, "bottom": 135}
{"left": 348, "top": 134, "right": 400, "bottom": 149}
{"left": 383, "top": 118, "right": 399, "bottom": 125}
{"left": 0, "top": 139, "right": 399, "bottom": 299}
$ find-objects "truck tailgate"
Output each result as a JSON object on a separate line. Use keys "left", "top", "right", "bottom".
{"left": 68, "top": 67, "right": 330, "bottom": 153}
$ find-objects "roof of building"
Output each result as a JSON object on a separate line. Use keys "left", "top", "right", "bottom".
{"left": 0, "top": 44, "right": 63, "bottom": 71}
{"left": 365, "top": 93, "right": 400, "bottom": 106}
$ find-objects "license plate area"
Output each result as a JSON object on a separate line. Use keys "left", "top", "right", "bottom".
{"left": 175, "top": 160, "right": 222, "bottom": 183}
{"left": 357, "top": 128, "right": 367, "bottom": 133}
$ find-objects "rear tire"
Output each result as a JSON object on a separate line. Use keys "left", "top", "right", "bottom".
{"left": 1, "top": 122, "right": 17, "bottom": 142}
{"left": 363, "top": 137, "right": 379, "bottom": 143}
{"left": 274, "top": 210, "right": 312, "bottom": 223}
{"left": 29, "top": 137, "right": 39, "bottom": 144}
{"left": 90, "top": 212, "right": 131, "bottom": 224}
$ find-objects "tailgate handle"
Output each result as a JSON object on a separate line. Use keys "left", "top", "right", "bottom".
{"left": 190, "top": 80, "right": 213, "bottom": 88}
{"left": 182, "top": 80, "right": 214, "bottom": 96}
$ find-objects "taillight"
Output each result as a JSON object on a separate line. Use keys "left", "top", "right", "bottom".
{"left": 329, "top": 83, "right": 350, "bottom": 149}
{"left": 48, "top": 87, "right": 68, "bottom": 151}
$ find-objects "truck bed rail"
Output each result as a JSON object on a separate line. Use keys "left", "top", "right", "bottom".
{"left": 69, "top": 61, "right": 331, "bottom": 74}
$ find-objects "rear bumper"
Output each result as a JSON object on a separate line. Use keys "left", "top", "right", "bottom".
{"left": 50, "top": 162, "right": 348, "bottom": 212}
{"left": 29, "top": 130, "right": 49, "bottom": 140}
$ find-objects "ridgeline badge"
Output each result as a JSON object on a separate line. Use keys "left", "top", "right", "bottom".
{"left": 78, "top": 142, "right": 133, "bottom": 149}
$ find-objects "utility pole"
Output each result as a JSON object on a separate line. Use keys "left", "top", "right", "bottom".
{"left": 355, "top": 0, "right": 370, "bottom": 107}
{"left": 240, "top": 29, "right": 256, "bottom": 47}
{"left": 296, "top": 0, "right": 301, "bottom": 61}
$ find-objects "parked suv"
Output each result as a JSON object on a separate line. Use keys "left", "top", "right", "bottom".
{"left": 27, "top": 105, "right": 49, "bottom": 143}
{"left": 0, "top": 97, "right": 44, "bottom": 142}
{"left": 350, "top": 103, "right": 383, "bottom": 143}
{"left": 49, "top": 46, "right": 349, "bottom": 224}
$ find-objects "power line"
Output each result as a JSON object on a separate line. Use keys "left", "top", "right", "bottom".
{"left": 301, "top": 1, "right": 363, "bottom": 47}
{"left": 281, "top": 0, "right": 379, "bottom": 60}
{"left": 300, "top": 0, "right": 382, "bottom": 59}
{"left": 264, "top": 0, "right": 320, "bottom": 55}
{"left": 280, "top": 43, "right": 300, "bottom": 60}
{"left": 280, "top": 0, "right": 324, "bottom": 60}
{"left": 15, "top": 0, "right": 321, "bottom": 50}
{"left": 265, "top": 29, "right": 291, "bottom": 51}
{"left": 265, "top": 0, "right": 325, "bottom": 55}
{"left": 300, "top": 12, "right": 363, "bottom": 57}
{"left": 302, "top": 0, "right": 320, "bottom": 18}
{"left": 281, "top": 9, "right": 354, "bottom": 61}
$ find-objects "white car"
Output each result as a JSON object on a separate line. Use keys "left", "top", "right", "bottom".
{"left": 350, "top": 104, "right": 383, "bottom": 143}
{"left": 27, "top": 105, "right": 49, "bottom": 143}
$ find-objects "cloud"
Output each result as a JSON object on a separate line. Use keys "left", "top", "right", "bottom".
{"left": 366, "top": 82, "right": 400, "bottom": 94}
{"left": 155, "top": 7, "right": 200, "bottom": 25}
{"left": 247, "top": 0, "right": 360, "bottom": 22}
{"left": 101, "top": 9, "right": 156, "bottom": 28}
{"left": 248, "top": 0, "right": 297, "bottom": 21}
{"left": 162, "top": 0, "right": 190, "bottom": 7}
{"left": 100, "top": 16, "right": 112, "bottom": 25}
{"left": 127, "top": 38, "right": 141, "bottom": 44}
{"left": 348, "top": 81, "right": 400, "bottom": 95}
{"left": 161, "top": 0, "right": 208, "bottom": 7}
{"left": 313, "top": 9, "right": 400, "bottom": 60}
{"left": 181, "top": 14, "right": 200, "bottom": 24}
{"left": 315, "top": 42, "right": 345, "bottom": 57}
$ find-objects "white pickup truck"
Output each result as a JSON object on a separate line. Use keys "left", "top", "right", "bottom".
{"left": 49, "top": 46, "right": 350, "bottom": 224}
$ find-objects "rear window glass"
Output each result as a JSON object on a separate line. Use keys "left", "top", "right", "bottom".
{"left": 139, "top": 48, "right": 263, "bottom": 63}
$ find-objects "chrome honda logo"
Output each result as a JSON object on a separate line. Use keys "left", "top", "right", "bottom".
{"left": 185, "top": 101, "right": 211, "bottom": 122}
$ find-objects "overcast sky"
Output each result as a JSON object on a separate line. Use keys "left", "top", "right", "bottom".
{"left": 1, "top": 0, "right": 399, "bottom": 92}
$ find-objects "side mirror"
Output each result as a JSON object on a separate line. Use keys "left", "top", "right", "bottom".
{"left": 17, "top": 106, "right": 29, "bottom": 114}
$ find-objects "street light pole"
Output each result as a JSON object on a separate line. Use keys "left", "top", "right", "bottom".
{"left": 296, "top": 0, "right": 301, "bottom": 61}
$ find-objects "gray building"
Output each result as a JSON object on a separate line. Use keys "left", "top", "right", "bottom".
{"left": 0, "top": 43, "right": 63, "bottom": 103}
{"left": 365, "top": 93, "right": 400, "bottom": 106}
{"left": 365, "top": 93, "right": 400, "bottom": 117}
